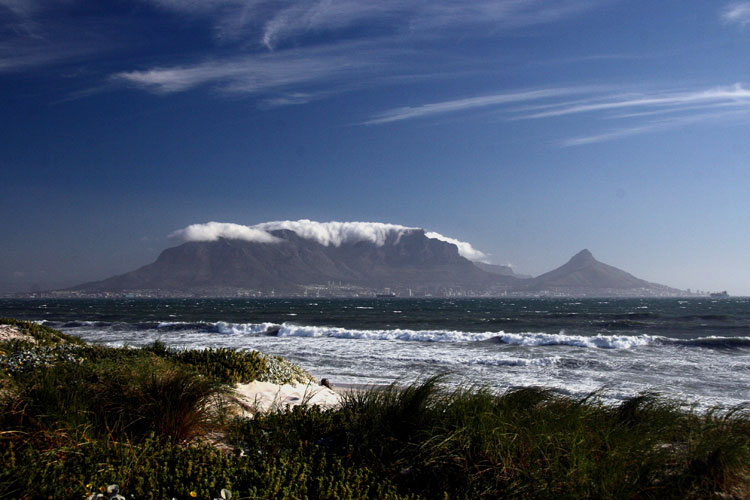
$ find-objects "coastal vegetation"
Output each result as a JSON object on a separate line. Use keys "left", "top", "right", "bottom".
{"left": 1, "top": 318, "right": 749, "bottom": 499}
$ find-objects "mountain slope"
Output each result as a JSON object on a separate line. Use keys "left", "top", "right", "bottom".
{"left": 522, "top": 249, "right": 676, "bottom": 295}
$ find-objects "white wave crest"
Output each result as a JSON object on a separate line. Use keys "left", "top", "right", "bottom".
{"left": 276, "top": 323, "right": 499, "bottom": 342}
{"left": 216, "top": 321, "right": 280, "bottom": 335}
{"left": 493, "top": 332, "right": 659, "bottom": 349}
{"left": 474, "top": 355, "right": 562, "bottom": 367}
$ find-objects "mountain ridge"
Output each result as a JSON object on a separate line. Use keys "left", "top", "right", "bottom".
{"left": 68, "top": 233, "right": 686, "bottom": 297}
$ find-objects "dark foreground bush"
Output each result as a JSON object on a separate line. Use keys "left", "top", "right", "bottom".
{"left": 0, "top": 432, "right": 416, "bottom": 500}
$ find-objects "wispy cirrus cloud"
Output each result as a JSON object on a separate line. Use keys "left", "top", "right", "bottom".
{"left": 361, "top": 88, "right": 595, "bottom": 125}
{"left": 1, "top": 0, "right": 614, "bottom": 103}
{"left": 143, "top": 0, "right": 609, "bottom": 49}
{"left": 561, "top": 107, "right": 750, "bottom": 146}
{"left": 110, "top": 0, "right": 609, "bottom": 98}
{"left": 721, "top": 2, "right": 750, "bottom": 26}
{"left": 547, "top": 84, "right": 750, "bottom": 146}
{"left": 517, "top": 84, "right": 750, "bottom": 119}
{"left": 364, "top": 83, "right": 750, "bottom": 146}
{"left": 0, "top": 0, "right": 58, "bottom": 17}
{"left": 0, "top": 1, "right": 121, "bottom": 73}
{"left": 112, "top": 42, "right": 390, "bottom": 96}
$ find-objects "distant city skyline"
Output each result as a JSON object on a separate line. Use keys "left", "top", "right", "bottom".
{"left": 1, "top": 1, "right": 749, "bottom": 295}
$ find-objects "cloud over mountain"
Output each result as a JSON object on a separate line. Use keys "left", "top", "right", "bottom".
{"left": 169, "top": 219, "right": 489, "bottom": 262}
{"left": 424, "top": 232, "right": 488, "bottom": 262}
{"left": 169, "top": 222, "right": 281, "bottom": 243}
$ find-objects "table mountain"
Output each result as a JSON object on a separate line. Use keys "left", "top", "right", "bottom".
{"left": 72, "top": 229, "right": 518, "bottom": 295}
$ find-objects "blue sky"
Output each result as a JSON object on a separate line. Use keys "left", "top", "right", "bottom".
{"left": 1, "top": 0, "right": 749, "bottom": 294}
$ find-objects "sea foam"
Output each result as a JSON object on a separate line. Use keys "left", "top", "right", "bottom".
{"left": 211, "top": 321, "right": 661, "bottom": 348}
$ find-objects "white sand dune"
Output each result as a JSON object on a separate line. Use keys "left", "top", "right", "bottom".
{"left": 0, "top": 324, "right": 35, "bottom": 344}
{"left": 233, "top": 381, "right": 342, "bottom": 415}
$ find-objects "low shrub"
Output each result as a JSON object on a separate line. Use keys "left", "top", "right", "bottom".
{"left": 144, "top": 342, "right": 314, "bottom": 385}
{"left": 0, "top": 318, "right": 85, "bottom": 346}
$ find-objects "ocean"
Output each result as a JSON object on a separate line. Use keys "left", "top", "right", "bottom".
{"left": 2, "top": 297, "right": 749, "bottom": 409}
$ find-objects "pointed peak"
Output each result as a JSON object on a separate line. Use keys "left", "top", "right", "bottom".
{"left": 568, "top": 249, "right": 596, "bottom": 265}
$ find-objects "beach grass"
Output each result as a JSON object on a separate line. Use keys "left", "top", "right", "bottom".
{"left": 234, "top": 378, "right": 750, "bottom": 499}
{"left": 1, "top": 319, "right": 749, "bottom": 499}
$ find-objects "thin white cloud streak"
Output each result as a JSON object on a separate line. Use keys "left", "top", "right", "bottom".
{"left": 261, "top": 1, "right": 410, "bottom": 50}
{"left": 170, "top": 220, "right": 490, "bottom": 261}
{"left": 560, "top": 123, "right": 665, "bottom": 147}
{"left": 0, "top": 37, "right": 105, "bottom": 73}
{"left": 606, "top": 100, "right": 746, "bottom": 119}
{"left": 506, "top": 91, "right": 633, "bottom": 114}
{"left": 722, "top": 2, "right": 750, "bottom": 26}
{"left": 112, "top": 46, "right": 376, "bottom": 94}
{"left": 260, "top": 92, "right": 316, "bottom": 107}
{"left": 561, "top": 108, "right": 750, "bottom": 146}
{"left": 519, "top": 84, "right": 750, "bottom": 119}
{"left": 362, "top": 88, "right": 591, "bottom": 125}
{"left": 0, "top": 0, "right": 58, "bottom": 16}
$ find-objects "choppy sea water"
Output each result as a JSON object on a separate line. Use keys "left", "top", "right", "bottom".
{"left": 2, "top": 297, "right": 749, "bottom": 409}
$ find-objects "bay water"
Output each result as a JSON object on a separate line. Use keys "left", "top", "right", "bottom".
{"left": 2, "top": 297, "right": 749, "bottom": 409}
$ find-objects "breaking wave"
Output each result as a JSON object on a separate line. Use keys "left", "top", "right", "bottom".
{"left": 50, "top": 319, "right": 750, "bottom": 351}
{"left": 212, "top": 322, "right": 657, "bottom": 348}
{"left": 487, "top": 332, "right": 659, "bottom": 349}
